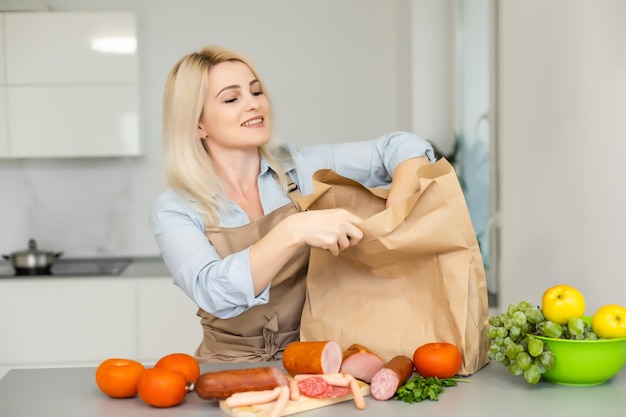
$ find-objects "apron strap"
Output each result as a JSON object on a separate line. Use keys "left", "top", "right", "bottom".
{"left": 271, "top": 170, "right": 302, "bottom": 203}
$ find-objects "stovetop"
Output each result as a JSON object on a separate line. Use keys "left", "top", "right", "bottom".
{"left": 0, "top": 257, "right": 132, "bottom": 277}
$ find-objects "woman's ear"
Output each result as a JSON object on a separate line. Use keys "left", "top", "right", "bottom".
{"left": 198, "top": 125, "right": 206, "bottom": 139}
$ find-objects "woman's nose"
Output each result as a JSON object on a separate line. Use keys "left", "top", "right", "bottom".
{"left": 244, "top": 93, "right": 260, "bottom": 111}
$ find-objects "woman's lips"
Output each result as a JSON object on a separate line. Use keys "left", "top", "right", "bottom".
{"left": 241, "top": 116, "right": 264, "bottom": 127}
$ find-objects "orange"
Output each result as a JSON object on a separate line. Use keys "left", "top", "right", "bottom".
{"left": 155, "top": 353, "right": 201, "bottom": 385}
{"left": 541, "top": 284, "right": 586, "bottom": 325}
{"left": 95, "top": 358, "right": 145, "bottom": 398}
{"left": 413, "top": 342, "right": 462, "bottom": 378}
{"left": 137, "top": 368, "right": 189, "bottom": 408}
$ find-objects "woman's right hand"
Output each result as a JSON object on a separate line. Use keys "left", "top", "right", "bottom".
{"left": 287, "top": 209, "right": 364, "bottom": 256}
{"left": 249, "top": 208, "right": 363, "bottom": 295}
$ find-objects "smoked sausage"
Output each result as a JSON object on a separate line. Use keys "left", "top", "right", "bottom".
{"left": 339, "top": 343, "right": 384, "bottom": 383}
{"left": 282, "top": 341, "right": 342, "bottom": 376}
{"left": 370, "top": 355, "right": 414, "bottom": 400}
{"left": 194, "top": 366, "right": 288, "bottom": 400}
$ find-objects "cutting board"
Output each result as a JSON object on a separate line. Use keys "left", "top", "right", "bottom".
{"left": 219, "top": 379, "right": 370, "bottom": 417}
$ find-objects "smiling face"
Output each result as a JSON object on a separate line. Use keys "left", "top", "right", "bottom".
{"left": 198, "top": 60, "right": 272, "bottom": 153}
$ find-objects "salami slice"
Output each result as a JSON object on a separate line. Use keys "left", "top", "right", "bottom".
{"left": 321, "top": 385, "right": 351, "bottom": 399}
{"left": 297, "top": 376, "right": 351, "bottom": 399}
{"left": 297, "top": 377, "right": 330, "bottom": 398}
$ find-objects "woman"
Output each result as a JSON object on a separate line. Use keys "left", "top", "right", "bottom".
{"left": 150, "top": 45, "right": 435, "bottom": 362}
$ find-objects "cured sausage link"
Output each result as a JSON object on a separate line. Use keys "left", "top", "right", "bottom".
{"left": 282, "top": 341, "right": 342, "bottom": 376}
{"left": 345, "top": 374, "right": 366, "bottom": 410}
{"left": 268, "top": 386, "right": 290, "bottom": 417}
{"left": 224, "top": 387, "right": 281, "bottom": 408}
{"left": 195, "top": 366, "right": 288, "bottom": 400}
{"left": 370, "top": 355, "right": 414, "bottom": 401}
{"left": 289, "top": 378, "right": 300, "bottom": 401}
{"left": 225, "top": 386, "right": 290, "bottom": 417}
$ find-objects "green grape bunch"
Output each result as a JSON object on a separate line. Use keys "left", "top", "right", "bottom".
{"left": 486, "top": 301, "right": 599, "bottom": 384}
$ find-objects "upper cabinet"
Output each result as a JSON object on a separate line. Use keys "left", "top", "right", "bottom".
{"left": 0, "top": 12, "right": 140, "bottom": 158}
{"left": 0, "top": 16, "right": 7, "bottom": 157}
{"left": 0, "top": 86, "right": 7, "bottom": 158}
{"left": 0, "top": 15, "right": 5, "bottom": 84}
{"left": 4, "top": 12, "right": 137, "bottom": 84}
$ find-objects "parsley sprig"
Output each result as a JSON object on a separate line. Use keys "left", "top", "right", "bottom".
{"left": 395, "top": 375, "right": 467, "bottom": 403}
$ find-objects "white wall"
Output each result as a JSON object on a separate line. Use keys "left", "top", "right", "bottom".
{"left": 411, "top": 0, "right": 455, "bottom": 152}
{"left": 497, "top": 0, "right": 626, "bottom": 313}
{"left": 0, "top": 0, "right": 454, "bottom": 258}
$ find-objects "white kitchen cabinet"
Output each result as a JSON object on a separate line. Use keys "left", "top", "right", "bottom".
{"left": 7, "top": 85, "right": 139, "bottom": 158}
{"left": 136, "top": 280, "right": 203, "bottom": 363}
{"left": 4, "top": 12, "right": 136, "bottom": 84}
{"left": 0, "top": 277, "right": 200, "bottom": 367}
{"left": 0, "top": 15, "right": 5, "bottom": 84}
{"left": 0, "top": 16, "right": 6, "bottom": 157}
{"left": 0, "top": 278, "right": 137, "bottom": 366}
{"left": 0, "top": 11, "right": 140, "bottom": 158}
{"left": 0, "top": 88, "right": 7, "bottom": 157}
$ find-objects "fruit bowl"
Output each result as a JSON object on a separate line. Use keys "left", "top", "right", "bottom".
{"left": 535, "top": 335, "right": 626, "bottom": 386}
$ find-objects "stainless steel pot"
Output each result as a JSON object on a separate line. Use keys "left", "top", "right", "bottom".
{"left": 2, "top": 239, "right": 63, "bottom": 273}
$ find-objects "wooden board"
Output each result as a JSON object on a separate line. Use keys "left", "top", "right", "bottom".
{"left": 219, "top": 379, "right": 370, "bottom": 417}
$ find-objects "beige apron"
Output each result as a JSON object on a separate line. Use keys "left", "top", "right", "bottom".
{"left": 195, "top": 184, "right": 309, "bottom": 362}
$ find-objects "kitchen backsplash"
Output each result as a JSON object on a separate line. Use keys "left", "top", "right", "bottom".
{"left": 0, "top": 155, "right": 163, "bottom": 258}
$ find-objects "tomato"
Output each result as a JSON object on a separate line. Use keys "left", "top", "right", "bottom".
{"left": 592, "top": 304, "right": 626, "bottom": 339}
{"left": 541, "top": 284, "right": 586, "bottom": 325}
{"left": 155, "top": 353, "right": 200, "bottom": 385}
{"left": 412, "top": 342, "right": 462, "bottom": 378}
{"left": 95, "top": 358, "right": 145, "bottom": 398}
{"left": 137, "top": 368, "right": 189, "bottom": 408}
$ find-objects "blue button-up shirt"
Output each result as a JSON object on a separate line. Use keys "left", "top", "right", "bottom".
{"left": 150, "top": 132, "right": 435, "bottom": 319}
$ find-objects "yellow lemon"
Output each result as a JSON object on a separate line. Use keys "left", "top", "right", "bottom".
{"left": 541, "top": 284, "right": 585, "bottom": 325}
{"left": 591, "top": 304, "right": 626, "bottom": 339}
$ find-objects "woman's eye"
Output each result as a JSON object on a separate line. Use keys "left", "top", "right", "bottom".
{"left": 252, "top": 90, "right": 264, "bottom": 97}
{"left": 224, "top": 97, "right": 238, "bottom": 103}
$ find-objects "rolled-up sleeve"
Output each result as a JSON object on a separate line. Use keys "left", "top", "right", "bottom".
{"left": 149, "top": 190, "right": 269, "bottom": 319}
{"left": 284, "top": 131, "right": 435, "bottom": 195}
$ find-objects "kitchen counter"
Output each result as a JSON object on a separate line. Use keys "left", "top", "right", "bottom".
{"left": 0, "top": 361, "right": 623, "bottom": 417}
{"left": 0, "top": 256, "right": 170, "bottom": 278}
{"left": 116, "top": 256, "right": 171, "bottom": 277}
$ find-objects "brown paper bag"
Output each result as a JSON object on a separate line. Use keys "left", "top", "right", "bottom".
{"left": 297, "top": 158, "right": 490, "bottom": 376}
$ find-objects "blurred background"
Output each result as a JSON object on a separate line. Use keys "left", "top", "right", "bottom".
{"left": 0, "top": 0, "right": 624, "bottom": 313}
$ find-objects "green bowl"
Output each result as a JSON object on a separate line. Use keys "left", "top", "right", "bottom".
{"left": 535, "top": 335, "right": 626, "bottom": 386}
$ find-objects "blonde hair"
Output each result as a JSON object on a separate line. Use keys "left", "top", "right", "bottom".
{"left": 162, "top": 45, "right": 291, "bottom": 225}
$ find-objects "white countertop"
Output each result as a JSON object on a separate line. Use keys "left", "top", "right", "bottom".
{"left": 1, "top": 361, "right": 624, "bottom": 417}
